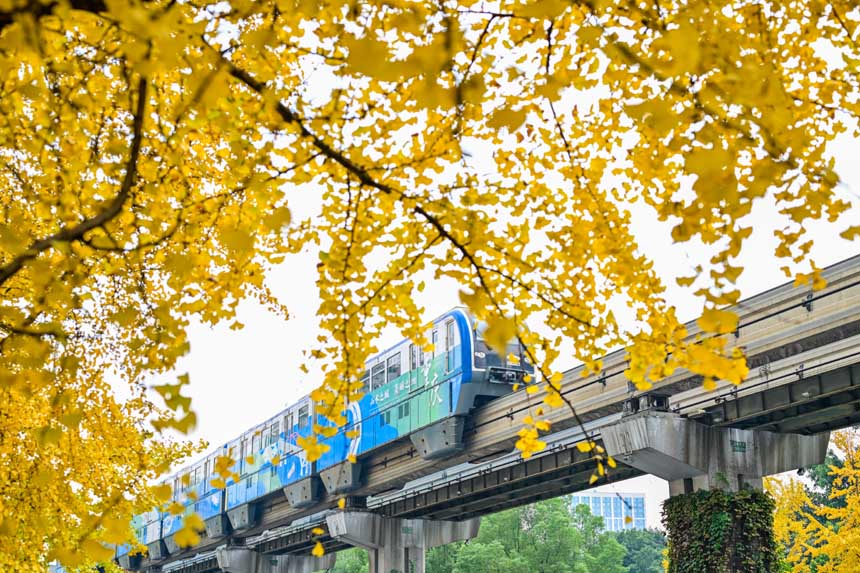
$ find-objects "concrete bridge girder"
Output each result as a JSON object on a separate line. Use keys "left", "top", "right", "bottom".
{"left": 326, "top": 511, "right": 480, "bottom": 573}
{"left": 602, "top": 410, "right": 830, "bottom": 493}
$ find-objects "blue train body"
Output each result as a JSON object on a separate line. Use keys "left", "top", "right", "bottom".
{"left": 115, "top": 307, "right": 530, "bottom": 563}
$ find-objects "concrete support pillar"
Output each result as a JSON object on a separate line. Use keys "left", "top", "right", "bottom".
{"left": 326, "top": 511, "right": 480, "bottom": 573}
{"left": 603, "top": 411, "right": 829, "bottom": 572}
{"left": 601, "top": 411, "right": 830, "bottom": 492}
{"left": 216, "top": 546, "right": 335, "bottom": 573}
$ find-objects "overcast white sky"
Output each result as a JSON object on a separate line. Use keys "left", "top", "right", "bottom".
{"left": 165, "top": 111, "right": 860, "bottom": 530}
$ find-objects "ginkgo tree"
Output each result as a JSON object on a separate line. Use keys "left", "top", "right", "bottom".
{"left": 0, "top": 0, "right": 858, "bottom": 570}
{"left": 770, "top": 428, "right": 860, "bottom": 572}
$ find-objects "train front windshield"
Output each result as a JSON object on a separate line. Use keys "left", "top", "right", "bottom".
{"left": 473, "top": 322, "right": 532, "bottom": 376}
{"left": 474, "top": 339, "right": 528, "bottom": 370}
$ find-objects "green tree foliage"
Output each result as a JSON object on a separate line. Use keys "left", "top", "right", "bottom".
{"left": 330, "top": 547, "right": 368, "bottom": 573}
{"left": 612, "top": 529, "right": 667, "bottom": 573}
{"left": 424, "top": 497, "right": 627, "bottom": 573}
{"left": 802, "top": 450, "right": 846, "bottom": 511}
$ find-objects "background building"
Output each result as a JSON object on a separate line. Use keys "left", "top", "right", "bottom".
{"left": 571, "top": 491, "right": 647, "bottom": 532}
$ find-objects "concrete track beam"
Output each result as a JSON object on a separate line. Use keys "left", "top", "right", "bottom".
{"left": 326, "top": 511, "right": 480, "bottom": 573}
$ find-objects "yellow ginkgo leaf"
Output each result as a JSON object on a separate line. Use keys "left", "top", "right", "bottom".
{"left": 101, "top": 515, "right": 130, "bottom": 544}
{"left": 483, "top": 316, "right": 517, "bottom": 354}
{"left": 697, "top": 308, "right": 738, "bottom": 335}
{"left": 543, "top": 391, "right": 563, "bottom": 408}
{"left": 311, "top": 541, "right": 325, "bottom": 557}
{"left": 152, "top": 484, "right": 172, "bottom": 503}
{"left": 80, "top": 539, "right": 115, "bottom": 562}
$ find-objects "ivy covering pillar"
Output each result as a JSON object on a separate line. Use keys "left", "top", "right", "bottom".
{"left": 662, "top": 488, "right": 778, "bottom": 573}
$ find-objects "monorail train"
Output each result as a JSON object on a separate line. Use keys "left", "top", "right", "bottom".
{"left": 115, "top": 307, "right": 531, "bottom": 565}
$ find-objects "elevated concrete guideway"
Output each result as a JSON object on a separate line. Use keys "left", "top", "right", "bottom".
{"left": 145, "top": 254, "right": 860, "bottom": 573}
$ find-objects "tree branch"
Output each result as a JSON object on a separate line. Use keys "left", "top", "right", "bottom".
{"left": 0, "top": 0, "right": 106, "bottom": 32}
{"left": 0, "top": 76, "right": 148, "bottom": 288}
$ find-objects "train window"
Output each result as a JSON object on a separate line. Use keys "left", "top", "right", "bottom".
{"left": 252, "top": 432, "right": 261, "bottom": 453}
{"left": 398, "top": 401, "right": 410, "bottom": 419}
{"left": 387, "top": 353, "right": 401, "bottom": 381}
{"left": 270, "top": 422, "right": 279, "bottom": 443}
{"left": 431, "top": 330, "right": 438, "bottom": 357}
{"left": 204, "top": 459, "right": 210, "bottom": 480}
{"left": 360, "top": 370, "right": 370, "bottom": 391}
{"left": 173, "top": 477, "right": 180, "bottom": 497}
{"left": 409, "top": 344, "right": 417, "bottom": 370}
{"left": 298, "top": 405, "right": 309, "bottom": 427}
{"left": 371, "top": 363, "right": 386, "bottom": 389}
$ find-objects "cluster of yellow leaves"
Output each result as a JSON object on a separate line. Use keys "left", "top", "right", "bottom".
{"left": 0, "top": 0, "right": 858, "bottom": 567}
{"left": 575, "top": 440, "right": 617, "bottom": 485}
{"left": 296, "top": 435, "right": 330, "bottom": 463}
{"left": 770, "top": 429, "right": 860, "bottom": 573}
{"left": 310, "top": 526, "right": 326, "bottom": 557}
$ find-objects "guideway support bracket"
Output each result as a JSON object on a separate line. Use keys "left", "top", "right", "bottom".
{"left": 602, "top": 410, "right": 829, "bottom": 494}
{"left": 215, "top": 546, "right": 336, "bottom": 573}
{"left": 326, "top": 511, "right": 480, "bottom": 573}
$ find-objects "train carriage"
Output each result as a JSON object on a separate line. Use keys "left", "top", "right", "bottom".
{"left": 130, "top": 307, "right": 531, "bottom": 564}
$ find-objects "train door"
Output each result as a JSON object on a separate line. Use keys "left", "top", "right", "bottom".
{"left": 409, "top": 343, "right": 425, "bottom": 428}
{"left": 445, "top": 320, "right": 455, "bottom": 373}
